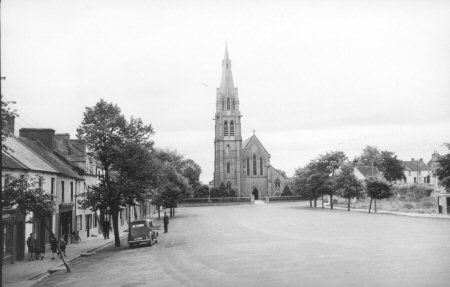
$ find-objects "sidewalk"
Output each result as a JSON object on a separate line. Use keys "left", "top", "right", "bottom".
{"left": 2, "top": 226, "right": 129, "bottom": 287}
{"left": 324, "top": 203, "right": 450, "bottom": 219}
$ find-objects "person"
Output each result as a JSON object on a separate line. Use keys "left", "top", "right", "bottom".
{"left": 33, "top": 246, "right": 44, "bottom": 260}
{"left": 58, "top": 236, "right": 67, "bottom": 257}
{"left": 102, "top": 220, "right": 111, "bottom": 239}
{"left": 50, "top": 236, "right": 58, "bottom": 260}
{"left": 26, "top": 233, "right": 36, "bottom": 261}
{"left": 163, "top": 212, "right": 169, "bottom": 233}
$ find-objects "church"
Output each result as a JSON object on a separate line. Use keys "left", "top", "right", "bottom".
{"left": 213, "top": 46, "right": 289, "bottom": 199}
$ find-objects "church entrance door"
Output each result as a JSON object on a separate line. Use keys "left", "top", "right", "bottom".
{"left": 252, "top": 188, "right": 259, "bottom": 200}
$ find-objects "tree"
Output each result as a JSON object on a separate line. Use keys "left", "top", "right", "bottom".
{"left": 378, "top": 151, "right": 406, "bottom": 182}
{"left": 77, "top": 99, "right": 155, "bottom": 247}
{"left": 310, "top": 151, "right": 347, "bottom": 209}
{"left": 281, "top": 185, "right": 292, "bottom": 196}
{"left": 219, "top": 182, "right": 227, "bottom": 197}
{"left": 358, "top": 145, "right": 382, "bottom": 175}
{"left": 210, "top": 187, "right": 220, "bottom": 198}
{"left": 365, "top": 177, "right": 393, "bottom": 213}
{"left": 436, "top": 143, "right": 450, "bottom": 192}
{"left": 181, "top": 159, "right": 202, "bottom": 191}
{"left": 2, "top": 176, "right": 70, "bottom": 272}
{"left": 194, "top": 185, "right": 210, "bottom": 198}
{"left": 334, "top": 163, "right": 363, "bottom": 211}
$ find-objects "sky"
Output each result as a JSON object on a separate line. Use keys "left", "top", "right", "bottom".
{"left": 2, "top": 0, "right": 450, "bottom": 183}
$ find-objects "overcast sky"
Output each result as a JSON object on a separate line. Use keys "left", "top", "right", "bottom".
{"left": 2, "top": 0, "right": 450, "bottom": 183}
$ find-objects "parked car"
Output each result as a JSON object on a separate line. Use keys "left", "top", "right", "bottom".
{"left": 128, "top": 219, "right": 159, "bottom": 248}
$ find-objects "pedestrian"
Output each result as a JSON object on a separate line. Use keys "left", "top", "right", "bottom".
{"left": 26, "top": 233, "right": 36, "bottom": 261}
{"left": 58, "top": 236, "right": 67, "bottom": 257}
{"left": 50, "top": 236, "right": 58, "bottom": 260}
{"left": 163, "top": 212, "right": 169, "bottom": 233}
{"left": 102, "top": 220, "right": 111, "bottom": 239}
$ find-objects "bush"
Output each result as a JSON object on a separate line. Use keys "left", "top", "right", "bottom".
{"left": 393, "top": 184, "right": 434, "bottom": 201}
{"left": 403, "top": 202, "right": 414, "bottom": 209}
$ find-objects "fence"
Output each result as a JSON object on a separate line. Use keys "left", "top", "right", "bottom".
{"left": 267, "top": 196, "right": 307, "bottom": 203}
{"left": 179, "top": 197, "right": 252, "bottom": 206}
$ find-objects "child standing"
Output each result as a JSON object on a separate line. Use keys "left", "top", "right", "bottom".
{"left": 50, "top": 236, "right": 58, "bottom": 260}
{"left": 58, "top": 236, "right": 66, "bottom": 257}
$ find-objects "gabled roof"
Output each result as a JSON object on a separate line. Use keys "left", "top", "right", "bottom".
{"left": 2, "top": 137, "right": 57, "bottom": 173}
{"left": 242, "top": 134, "right": 270, "bottom": 156}
{"left": 402, "top": 160, "right": 429, "bottom": 172}
{"left": 2, "top": 152, "right": 29, "bottom": 170}
{"left": 354, "top": 166, "right": 382, "bottom": 178}
{"left": 18, "top": 137, "right": 83, "bottom": 180}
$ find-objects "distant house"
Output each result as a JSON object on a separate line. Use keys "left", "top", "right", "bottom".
{"left": 353, "top": 166, "right": 383, "bottom": 181}
{"left": 402, "top": 158, "right": 433, "bottom": 184}
{"left": 427, "top": 152, "right": 441, "bottom": 189}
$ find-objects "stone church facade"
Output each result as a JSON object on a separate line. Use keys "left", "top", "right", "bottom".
{"left": 213, "top": 46, "right": 289, "bottom": 199}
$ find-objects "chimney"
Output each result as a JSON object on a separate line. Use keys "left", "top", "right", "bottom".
{"left": 419, "top": 158, "right": 423, "bottom": 162}
{"left": 19, "top": 128, "right": 55, "bottom": 150}
{"left": 411, "top": 158, "right": 414, "bottom": 161}
{"left": 70, "top": 139, "right": 87, "bottom": 156}
{"left": 2, "top": 115, "right": 15, "bottom": 136}
{"left": 54, "top": 134, "right": 71, "bottom": 155}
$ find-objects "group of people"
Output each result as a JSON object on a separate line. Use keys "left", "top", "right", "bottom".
{"left": 26, "top": 233, "right": 66, "bottom": 261}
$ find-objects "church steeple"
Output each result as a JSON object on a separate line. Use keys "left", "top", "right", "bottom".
{"left": 220, "top": 43, "right": 234, "bottom": 89}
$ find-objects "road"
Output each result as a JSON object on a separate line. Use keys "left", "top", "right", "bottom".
{"left": 34, "top": 202, "right": 450, "bottom": 287}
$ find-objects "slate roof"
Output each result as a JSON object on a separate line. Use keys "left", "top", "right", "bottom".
{"left": 2, "top": 137, "right": 57, "bottom": 173}
{"left": 2, "top": 152, "right": 28, "bottom": 170}
{"left": 242, "top": 135, "right": 270, "bottom": 156}
{"left": 402, "top": 160, "right": 429, "bottom": 171}
{"left": 354, "top": 166, "right": 382, "bottom": 178}
{"left": 18, "top": 137, "right": 83, "bottom": 180}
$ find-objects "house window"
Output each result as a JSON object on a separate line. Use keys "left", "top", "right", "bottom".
{"left": 247, "top": 157, "right": 250, "bottom": 176}
{"left": 224, "top": 121, "right": 228, "bottom": 136}
{"left": 51, "top": 178, "right": 55, "bottom": 197}
{"left": 260, "top": 157, "right": 263, "bottom": 175}
{"left": 253, "top": 154, "right": 257, "bottom": 175}
{"left": 227, "top": 97, "right": 230, "bottom": 110}
{"left": 38, "top": 177, "right": 43, "bottom": 189}
{"left": 61, "top": 181, "right": 65, "bottom": 202}
{"left": 419, "top": 171, "right": 421, "bottom": 175}
{"left": 414, "top": 177, "right": 417, "bottom": 183}
{"left": 70, "top": 182, "right": 74, "bottom": 202}
{"left": 77, "top": 215, "right": 82, "bottom": 230}
{"left": 230, "top": 121, "right": 234, "bottom": 136}
{"left": 408, "top": 171, "right": 411, "bottom": 176}
{"left": 227, "top": 162, "right": 230, "bottom": 174}
{"left": 93, "top": 216, "right": 98, "bottom": 228}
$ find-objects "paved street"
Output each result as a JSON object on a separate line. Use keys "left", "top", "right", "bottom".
{"left": 34, "top": 202, "right": 450, "bottom": 287}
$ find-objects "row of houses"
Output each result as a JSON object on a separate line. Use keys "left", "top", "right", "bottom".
{"left": 2, "top": 118, "right": 153, "bottom": 264}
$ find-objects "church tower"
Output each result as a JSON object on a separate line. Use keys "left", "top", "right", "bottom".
{"left": 214, "top": 44, "right": 242, "bottom": 195}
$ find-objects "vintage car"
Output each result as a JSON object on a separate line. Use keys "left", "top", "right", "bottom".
{"left": 128, "top": 219, "right": 159, "bottom": 248}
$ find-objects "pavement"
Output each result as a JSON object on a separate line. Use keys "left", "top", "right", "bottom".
{"left": 2, "top": 223, "right": 132, "bottom": 287}
{"left": 32, "top": 202, "right": 450, "bottom": 287}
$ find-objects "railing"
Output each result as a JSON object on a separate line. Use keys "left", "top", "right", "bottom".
{"left": 180, "top": 197, "right": 252, "bottom": 204}
{"left": 267, "top": 196, "right": 307, "bottom": 202}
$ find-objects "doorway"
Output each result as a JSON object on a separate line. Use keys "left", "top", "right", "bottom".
{"left": 252, "top": 188, "right": 259, "bottom": 200}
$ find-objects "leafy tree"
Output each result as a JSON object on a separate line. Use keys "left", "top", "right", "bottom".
{"left": 436, "top": 143, "right": 450, "bottom": 192}
{"left": 309, "top": 151, "right": 347, "bottom": 209}
{"left": 194, "top": 185, "right": 210, "bottom": 198}
{"left": 77, "top": 99, "right": 155, "bottom": 247}
{"left": 1, "top": 95, "right": 18, "bottom": 150}
{"left": 227, "top": 188, "right": 237, "bottom": 197}
{"left": 281, "top": 185, "right": 292, "bottom": 196}
{"left": 365, "top": 177, "right": 393, "bottom": 213}
{"left": 3, "top": 176, "right": 70, "bottom": 272}
{"left": 334, "top": 163, "right": 363, "bottom": 211}
{"left": 379, "top": 151, "right": 406, "bottom": 182}
{"left": 292, "top": 167, "right": 319, "bottom": 207}
{"left": 181, "top": 159, "right": 202, "bottom": 191}
{"left": 358, "top": 145, "right": 382, "bottom": 175}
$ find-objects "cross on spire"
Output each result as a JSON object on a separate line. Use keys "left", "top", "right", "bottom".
{"left": 252, "top": 129, "right": 256, "bottom": 135}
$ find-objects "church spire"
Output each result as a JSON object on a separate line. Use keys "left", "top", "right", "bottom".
{"left": 220, "top": 43, "right": 234, "bottom": 89}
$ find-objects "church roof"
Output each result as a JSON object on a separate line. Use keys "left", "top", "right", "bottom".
{"left": 242, "top": 134, "right": 270, "bottom": 157}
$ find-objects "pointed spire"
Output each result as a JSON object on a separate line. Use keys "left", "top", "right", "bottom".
{"left": 220, "top": 43, "right": 234, "bottom": 88}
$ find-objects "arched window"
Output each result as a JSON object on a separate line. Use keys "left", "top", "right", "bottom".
{"left": 232, "top": 100, "right": 235, "bottom": 110}
{"left": 275, "top": 179, "right": 281, "bottom": 190}
{"left": 230, "top": 121, "right": 234, "bottom": 136}
{"left": 222, "top": 100, "right": 224, "bottom": 110}
{"left": 227, "top": 162, "right": 230, "bottom": 174}
{"left": 226, "top": 181, "right": 231, "bottom": 191}
{"left": 224, "top": 121, "right": 228, "bottom": 136}
{"left": 253, "top": 154, "right": 257, "bottom": 175}
{"left": 227, "top": 97, "right": 230, "bottom": 110}
{"left": 260, "top": 157, "right": 263, "bottom": 175}
{"left": 226, "top": 144, "right": 230, "bottom": 153}
{"left": 247, "top": 157, "right": 250, "bottom": 176}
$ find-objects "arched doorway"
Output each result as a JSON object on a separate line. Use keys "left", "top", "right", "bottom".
{"left": 252, "top": 188, "right": 259, "bottom": 200}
